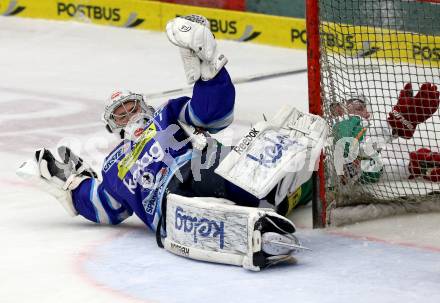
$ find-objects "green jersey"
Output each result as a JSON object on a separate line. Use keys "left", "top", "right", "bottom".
{"left": 279, "top": 115, "right": 387, "bottom": 216}
{"left": 333, "top": 116, "right": 384, "bottom": 184}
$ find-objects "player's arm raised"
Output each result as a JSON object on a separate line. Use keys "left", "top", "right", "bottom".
{"left": 166, "top": 15, "right": 234, "bottom": 133}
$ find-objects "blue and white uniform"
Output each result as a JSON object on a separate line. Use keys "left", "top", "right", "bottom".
{"left": 71, "top": 68, "right": 239, "bottom": 231}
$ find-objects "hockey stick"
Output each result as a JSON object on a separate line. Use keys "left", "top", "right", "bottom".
{"left": 145, "top": 67, "right": 308, "bottom": 100}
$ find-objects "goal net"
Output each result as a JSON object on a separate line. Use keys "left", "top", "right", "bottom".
{"left": 306, "top": 0, "right": 440, "bottom": 226}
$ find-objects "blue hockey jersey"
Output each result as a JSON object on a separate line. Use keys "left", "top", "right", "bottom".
{"left": 72, "top": 68, "right": 235, "bottom": 231}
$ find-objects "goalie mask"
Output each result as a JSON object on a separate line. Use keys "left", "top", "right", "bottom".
{"left": 102, "top": 90, "right": 156, "bottom": 140}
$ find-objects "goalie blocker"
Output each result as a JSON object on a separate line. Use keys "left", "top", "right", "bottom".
{"left": 160, "top": 194, "right": 306, "bottom": 271}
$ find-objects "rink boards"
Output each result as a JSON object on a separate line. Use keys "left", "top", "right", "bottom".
{"left": 1, "top": 0, "right": 440, "bottom": 67}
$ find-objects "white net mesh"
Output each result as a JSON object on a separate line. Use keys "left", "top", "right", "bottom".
{"left": 316, "top": 0, "right": 440, "bottom": 225}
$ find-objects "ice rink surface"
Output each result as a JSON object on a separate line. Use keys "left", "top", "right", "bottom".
{"left": 1, "top": 17, "right": 440, "bottom": 303}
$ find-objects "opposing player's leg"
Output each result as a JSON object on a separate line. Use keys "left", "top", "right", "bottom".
{"left": 266, "top": 179, "right": 313, "bottom": 216}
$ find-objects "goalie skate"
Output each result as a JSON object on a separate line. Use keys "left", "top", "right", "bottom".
{"left": 262, "top": 232, "right": 311, "bottom": 256}
{"left": 16, "top": 146, "right": 97, "bottom": 216}
{"left": 265, "top": 255, "right": 298, "bottom": 267}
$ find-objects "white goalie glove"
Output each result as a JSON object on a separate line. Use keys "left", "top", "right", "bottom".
{"left": 178, "top": 47, "right": 202, "bottom": 84}
{"left": 166, "top": 14, "right": 228, "bottom": 83}
{"left": 216, "top": 106, "right": 329, "bottom": 206}
{"left": 16, "top": 146, "right": 97, "bottom": 216}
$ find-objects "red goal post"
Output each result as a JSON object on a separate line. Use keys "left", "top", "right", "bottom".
{"left": 306, "top": 0, "right": 326, "bottom": 228}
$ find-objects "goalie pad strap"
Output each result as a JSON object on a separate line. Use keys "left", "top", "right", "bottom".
{"left": 163, "top": 238, "right": 245, "bottom": 267}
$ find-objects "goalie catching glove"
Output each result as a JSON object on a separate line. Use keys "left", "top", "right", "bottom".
{"left": 166, "top": 14, "right": 228, "bottom": 83}
{"left": 161, "top": 194, "right": 308, "bottom": 271}
{"left": 16, "top": 146, "right": 97, "bottom": 216}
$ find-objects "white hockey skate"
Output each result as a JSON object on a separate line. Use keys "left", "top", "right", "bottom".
{"left": 249, "top": 214, "right": 311, "bottom": 269}
{"left": 260, "top": 232, "right": 310, "bottom": 266}
{"left": 262, "top": 232, "right": 311, "bottom": 255}
{"left": 16, "top": 146, "right": 97, "bottom": 216}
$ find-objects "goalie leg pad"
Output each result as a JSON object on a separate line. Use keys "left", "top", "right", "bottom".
{"left": 162, "top": 194, "right": 299, "bottom": 271}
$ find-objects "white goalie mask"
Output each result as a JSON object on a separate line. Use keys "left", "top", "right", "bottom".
{"left": 102, "top": 90, "right": 156, "bottom": 140}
